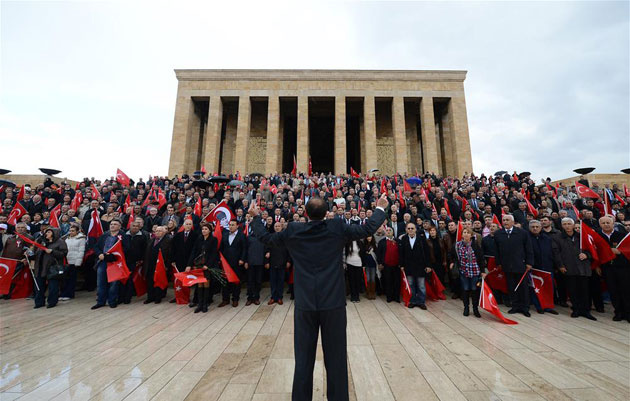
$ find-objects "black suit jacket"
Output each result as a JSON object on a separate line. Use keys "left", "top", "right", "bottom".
{"left": 398, "top": 234, "right": 430, "bottom": 277}
{"left": 252, "top": 208, "right": 387, "bottom": 311}
{"left": 219, "top": 230, "right": 247, "bottom": 270}
{"left": 171, "top": 230, "right": 199, "bottom": 270}
{"left": 493, "top": 227, "right": 534, "bottom": 273}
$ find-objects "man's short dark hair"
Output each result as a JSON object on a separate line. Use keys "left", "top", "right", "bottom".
{"left": 306, "top": 197, "right": 327, "bottom": 221}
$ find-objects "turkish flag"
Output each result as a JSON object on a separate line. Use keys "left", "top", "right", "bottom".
{"left": 154, "top": 249, "right": 168, "bottom": 290}
{"left": 403, "top": 179, "right": 412, "bottom": 193}
{"left": 524, "top": 197, "right": 538, "bottom": 218}
{"left": 291, "top": 155, "right": 297, "bottom": 176}
{"left": 492, "top": 214, "right": 502, "bottom": 228}
{"left": 0, "top": 257, "right": 18, "bottom": 295}
{"left": 443, "top": 199, "right": 452, "bottom": 218}
{"left": 132, "top": 263, "right": 147, "bottom": 296}
{"left": 16, "top": 232, "right": 48, "bottom": 251}
{"left": 194, "top": 197, "right": 202, "bottom": 217}
{"left": 479, "top": 280, "right": 518, "bottom": 324}
{"left": 602, "top": 189, "right": 614, "bottom": 216}
{"left": 70, "top": 191, "right": 83, "bottom": 212}
{"left": 88, "top": 209, "right": 104, "bottom": 238}
{"left": 157, "top": 189, "right": 167, "bottom": 209}
{"left": 617, "top": 232, "right": 630, "bottom": 260}
{"left": 91, "top": 183, "right": 101, "bottom": 199}
{"left": 530, "top": 269, "right": 554, "bottom": 310}
{"left": 172, "top": 267, "right": 191, "bottom": 305}
{"left": 456, "top": 221, "right": 464, "bottom": 242}
{"left": 174, "top": 269, "right": 208, "bottom": 287}
{"left": 380, "top": 179, "right": 387, "bottom": 195}
{"left": 400, "top": 269, "right": 412, "bottom": 307}
{"left": 116, "top": 169, "right": 130, "bottom": 187}
{"left": 308, "top": 157, "right": 313, "bottom": 176}
{"left": 214, "top": 222, "right": 223, "bottom": 250}
{"left": 10, "top": 266, "right": 33, "bottom": 299}
{"left": 48, "top": 204, "right": 61, "bottom": 228}
{"left": 350, "top": 167, "right": 360, "bottom": 178}
{"left": 614, "top": 192, "right": 626, "bottom": 207}
{"left": 127, "top": 208, "right": 135, "bottom": 229}
{"left": 581, "top": 221, "right": 615, "bottom": 268}
{"left": 8, "top": 202, "right": 27, "bottom": 226}
{"left": 485, "top": 257, "right": 508, "bottom": 293}
{"left": 425, "top": 269, "right": 446, "bottom": 301}
{"left": 204, "top": 200, "right": 235, "bottom": 229}
{"left": 398, "top": 188, "right": 406, "bottom": 209}
{"left": 105, "top": 240, "right": 130, "bottom": 283}
{"left": 575, "top": 182, "right": 600, "bottom": 199}
{"left": 16, "top": 185, "right": 25, "bottom": 202}
{"left": 219, "top": 252, "right": 240, "bottom": 284}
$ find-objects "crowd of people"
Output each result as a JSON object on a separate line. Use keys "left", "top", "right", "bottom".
{"left": 1, "top": 170, "right": 629, "bottom": 323}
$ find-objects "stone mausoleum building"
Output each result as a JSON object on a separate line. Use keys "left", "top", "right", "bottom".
{"left": 168, "top": 69, "right": 473, "bottom": 177}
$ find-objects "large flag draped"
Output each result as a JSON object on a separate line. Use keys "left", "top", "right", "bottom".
{"left": 485, "top": 256, "right": 508, "bottom": 293}
{"left": 530, "top": 269, "right": 554, "bottom": 310}
{"left": 105, "top": 240, "right": 130, "bottom": 283}
{"left": 0, "top": 257, "right": 18, "bottom": 295}
{"left": 425, "top": 269, "right": 446, "bottom": 301}
{"left": 400, "top": 270, "right": 412, "bottom": 307}
{"left": 479, "top": 279, "right": 518, "bottom": 324}
{"left": 154, "top": 249, "right": 168, "bottom": 290}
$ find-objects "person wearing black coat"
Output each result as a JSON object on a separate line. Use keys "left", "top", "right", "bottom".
{"left": 218, "top": 220, "right": 247, "bottom": 307}
{"left": 266, "top": 221, "right": 290, "bottom": 304}
{"left": 143, "top": 226, "right": 171, "bottom": 304}
{"left": 597, "top": 216, "right": 630, "bottom": 322}
{"left": 493, "top": 214, "right": 534, "bottom": 316}
{"left": 186, "top": 223, "right": 219, "bottom": 313}
{"left": 169, "top": 219, "right": 199, "bottom": 304}
{"left": 250, "top": 195, "right": 388, "bottom": 401}
{"left": 528, "top": 221, "right": 559, "bottom": 315}
{"left": 33, "top": 228, "right": 68, "bottom": 309}
{"left": 245, "top": 222, "right": 265, "bottom": 305}
{"left": 398, "top": 223, "right": 431, "bottom": 309}
{"left": 119, "top": 220, "right": 148, "bottom": 304}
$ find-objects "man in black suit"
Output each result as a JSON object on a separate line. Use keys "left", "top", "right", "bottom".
{"left": 398, "top": 222, "right": 431, "bottom": 309}
{"left": 170, "top": 219, "right": 199, "bottom": 303}
{"left": 218, "top": 220, "right": 247, "bottom": 307}
{"left": 494, "top": 214, "right": 534, "bottom": 316}
{"left": 388, "top": 213, "right": 405, "bottom": 239}
{"left": 250, "top": 195, "right": 388, "bottom": 401}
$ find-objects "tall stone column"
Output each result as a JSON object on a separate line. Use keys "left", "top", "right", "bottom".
{"left": 448, "top": 96, "right": 473, "bottom": 177}
{"left": 334, "top": 96, "right": 347, "bottom": 174}
{"left": 265, "top": 95, "right": 281, "bottom": 174}
{"left": 296, "top": 96, "right": 309, "bottom": 173}
{"left": 392, "top": 96, "right": 409, "bottom": 174}
{"left": 233, "top": 95, "right": 251, "bottom": 174}
{"left": 363, "top": 95, "right": 377, "bottom": 172}
{"left": 168, "top": 94, "right": 195, "bottom": 177}
{"left": 203, "top": 96, "right": 223, "bottom": 174}
{"left": 420, "top": 97, "right": 439, "bottom": 175}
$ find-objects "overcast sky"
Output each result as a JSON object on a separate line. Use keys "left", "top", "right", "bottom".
{"left": 1, "top": 1, "right": 628, "bottom": 182}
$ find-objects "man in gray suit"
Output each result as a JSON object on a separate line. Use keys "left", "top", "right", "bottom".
{"left": 249, "top": 195, "right": 388, "bottom": 401}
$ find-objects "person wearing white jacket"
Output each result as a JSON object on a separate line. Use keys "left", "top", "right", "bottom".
{"left": 61, "top": 224, "right": 86, "bottom": 300}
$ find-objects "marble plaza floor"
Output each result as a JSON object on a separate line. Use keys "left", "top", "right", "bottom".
{"left": 1, "top": 288, "right": 629, "bottom": 401}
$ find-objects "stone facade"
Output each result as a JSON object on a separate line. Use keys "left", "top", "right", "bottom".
{"left": 167, "top": 69, "right": 474, "bottom": 177}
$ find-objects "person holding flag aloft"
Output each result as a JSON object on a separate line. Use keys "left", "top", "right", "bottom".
{"left": 32, "top": 227, "right": 68, "bottom": 309}
{"left": 92, "top": 219, "right": 128, "bottom": 310}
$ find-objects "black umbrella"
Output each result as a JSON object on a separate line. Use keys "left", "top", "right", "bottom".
{"left": 518, "top": 172, "right": 531, "bottom": 179}
{"left": 39, "top": 168, "right": 62, "bottom": 176}
{"left": 0, "top": 169, "right": 11, "bottom": 175}
{"left": 192, "top": 179, "right": 211, "bottom": 188}
{"left": 249, "top": 172, "right": 264, "bottom": 178}
{"left": 0, "top": 179, "right": 16, "bottom": 187}
{"left": 573, "top": 167, "right": 595, "bottom": 175}
{"left": 368, "top": 168, "right": 380, "bottom": 173}
{"left": 494, "top": 170, "right": 507, "bottom": 176}
{"left": 621, "top": 168, "right": 630, "bottom": 174}
{"left": 209, "top": 175, "right": 230, "bottom": 183}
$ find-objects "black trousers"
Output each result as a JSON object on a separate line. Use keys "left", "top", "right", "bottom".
{"left": 588, "top": 272, "right": 604, "bottom": 310}
{"left": 605, "top": 266, "right": 630, "bottom": 318}
{"left": 222, "top": 267, "right": 244, "bottom": 301}
{"left": 347, "top": 264, "right": 363, "bottom": 301}
{"left": 383, "top": 265, "right": 400, "bottom": 302}
{"left": 293, "top": 306, "right": 348, "bottom": 401}
{"left": 506, "top": 271, "right": 529, "bottom": 312}
{"left": 145, "top": 266, "right": 166, "bottom": 302}
{"left": 555, "top": 270, "right": 568, "bottom": 304}
{"left": 566, "top": 275, "right": 589, "bottom": 315}
{"left": 246, "top": 265, "right": 263, "bottom": 301}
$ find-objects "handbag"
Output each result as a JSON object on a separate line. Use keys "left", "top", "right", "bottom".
{"left": 449, "top": 263, "right": 460, "bottom": 280}
{"left": 47, "top": 263, "right": 67, "bottom": 280}
{"left": 193, "top": 251, "right": 206, "bottom": 268}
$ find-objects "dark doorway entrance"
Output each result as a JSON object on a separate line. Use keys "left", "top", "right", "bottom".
{"left": 346, "top": 98, "right": 363, "bottom": 173}
{"left": 309, "top": 98, "right": 335, "bottom": 174}
{"left": 281, "top": 98, "right": 297, "bottom": 173}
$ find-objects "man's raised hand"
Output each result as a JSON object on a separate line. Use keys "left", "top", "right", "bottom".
{"left": 248, "top": 201, "right": 260, "bottom": 217}
{"left": 376, "top": 194, "right": 389, "bottom": 209}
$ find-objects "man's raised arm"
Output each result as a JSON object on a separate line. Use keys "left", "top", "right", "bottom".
{"left": 248, "top": 204, "right": 287, "bottom": 247}
{"left": 342, "top": 194, "right": 389, "bottom": 240}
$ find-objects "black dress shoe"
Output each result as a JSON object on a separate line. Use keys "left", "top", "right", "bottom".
{"left": 91, "top": 304, "right": 105, "bottom": 310}
{"left": 583, "top": 313, "right": 597, "bottom": 321}
{"left": 169, "top": 299, "right": 176, "bottom": 303}
{"left": 143, "top": 299, "right": 152, "bottom": 304}
{"left": 154, "top": 299, "right": 161, "bottom": 304}
{"left": 46, "top": 304, "right": 57, "bottom": 309}
{"left": 522, "top": 311, "right": 531, "bottom": 317}
{"left": 508, "top": 309, "right": 518, "bottom": 314}
{"left": 558, "top": 302, "right": 569, "bottom": 308}
{"left": 545, "top": 309, "right": 559, "bottom": 315}
{"left": 613, "top": 315, "right": 623, "bottom": 322}
{"left": 418, "top": 304, "right": 427, "bottom": 310}
{"left": 473, "top": 308, "right": 481, "bottom": 318}
{"left": 123, "top": 300, "right": 130, "bottom": 304}
{"left": 408, "top": 303, "right": 415, "bottom": 309}
{"left": 34, "top": 305, "right": 44, "bottom": 309}
{"left": 536, "top": 309, "right": 544, "bottom": 314}
{"left": 463, "top": 306, "right": 469, "bottom": 316}
{"left": 189, "top": 302, "right": 197, "bottom": 308}
{"left": 109, "top": 304, "right": 117, "bottom": 308}
{"left": 570, "top": 311, "right": 579, "bottom": 318}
